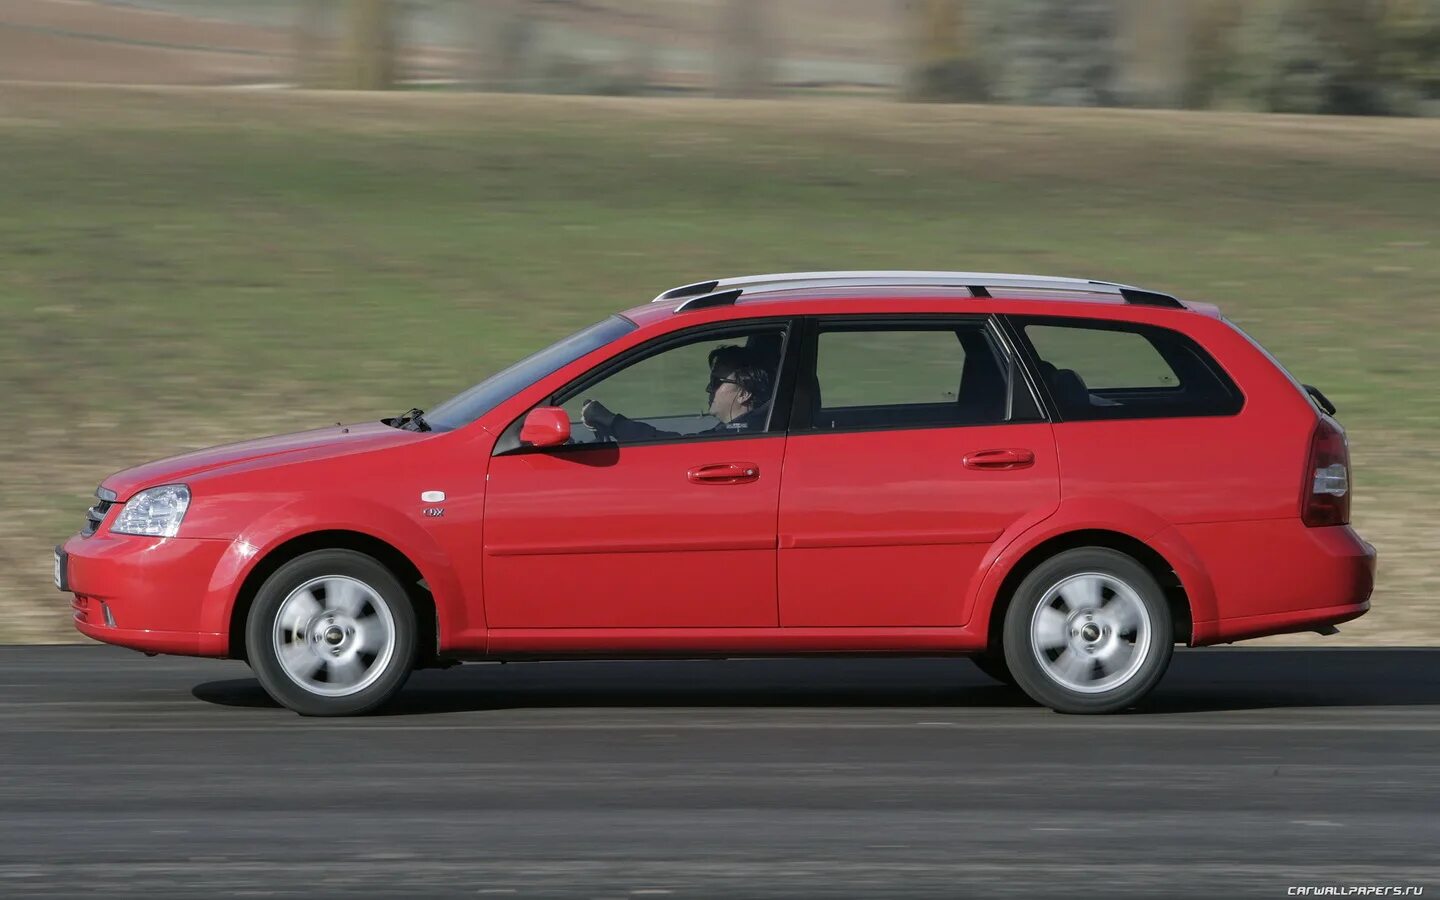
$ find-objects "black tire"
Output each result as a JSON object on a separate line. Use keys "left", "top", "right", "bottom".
{"left": 1002, "top": 547, "right": 1173, "bottom": 714}
{"left": 246, "top": 549, "right": 417, "bottom": 716}
{"left": 970, "top": 652, "right": 1017, "bottom": 687}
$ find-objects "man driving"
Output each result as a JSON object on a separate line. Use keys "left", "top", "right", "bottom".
{"left": 581, "top": 344, "right": 774, "bottom": 442}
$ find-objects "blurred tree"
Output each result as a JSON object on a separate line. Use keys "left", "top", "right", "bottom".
{"left": 1116, "top": 0, "right": 1188, "bottom": 107}
{"left": 1180, "top": 0, "right": 1245, "bottom": 109}
{"left": 715, "top": 0, "right": 773, "bottom": 98}
{"left": 294, "top": 0, "right": 338, "bottom": 88}
{"left": 1220, "top": 0, "right": 1398, "bottom": 114}
{"left": 904, "top": 0, "right": 987, "bottom": 101}
{"left": 343, "top": 0, "right": 399, "bottom": 90}
{"left": 1377, "top": 0, "right": 1440, "bottom": 113}
{"left": 984, "top": 0, "right": 1119, "bottom": 107}
{"left": 468, "top": 0, "right": 537, "bottom": 91}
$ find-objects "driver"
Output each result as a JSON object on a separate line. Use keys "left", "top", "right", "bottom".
{"left": 581, "top": 344, "right": 773, "bottom": 442}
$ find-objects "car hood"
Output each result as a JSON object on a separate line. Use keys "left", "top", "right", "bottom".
{"left": 100, "top": 422, "right": 423, "bottom": 501}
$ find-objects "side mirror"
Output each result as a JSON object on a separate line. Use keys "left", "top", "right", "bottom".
{"left": 520, "top": 407, "right": 571, "bottom": 448}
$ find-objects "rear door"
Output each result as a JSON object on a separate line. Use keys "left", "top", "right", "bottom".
{"left": 777, "top": 316, "right": 1060, "bottom": 627}
{"left": 1005, "top": 313, "right": 1285, "bottom": 524}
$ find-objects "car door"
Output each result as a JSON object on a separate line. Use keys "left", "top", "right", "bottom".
{"left": 777, "top": 315, "right": 1060, "bottom": 627}
{"left": 483, "top": 320, "right": 794, "bottom": 629}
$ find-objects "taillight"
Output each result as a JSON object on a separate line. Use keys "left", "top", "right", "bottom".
{"left": 1302, "top": 416, "right": 1350, "bottom": 527}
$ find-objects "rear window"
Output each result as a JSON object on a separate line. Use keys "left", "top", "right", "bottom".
{"left": 1015, "top": 317, "right": 1242, "bottom": 421}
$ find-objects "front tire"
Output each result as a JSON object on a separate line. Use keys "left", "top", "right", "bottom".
{"left": 1002, "top": 547, "right": 1173, "bottom": 714}
{"left": 970, "top": 652, "right": 1016, "bottom": 687}
{"left": 246, "top": 549, "right": 417, "bottom": 716}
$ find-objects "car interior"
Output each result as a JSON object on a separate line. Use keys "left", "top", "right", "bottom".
{"left": 806, "top": 328, "right": 1010, "bottom": 431}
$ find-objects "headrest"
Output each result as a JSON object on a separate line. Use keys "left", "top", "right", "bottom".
{"left": 1052, "top": 368, "right": 1091, "bottom": 414}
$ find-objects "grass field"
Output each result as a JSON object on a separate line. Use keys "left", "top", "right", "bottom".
{"left": 2, "top": 85, "right": 1437, "bottom": 644}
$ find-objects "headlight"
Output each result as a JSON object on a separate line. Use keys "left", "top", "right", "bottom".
{"left": 112, "top": 485, "right": 191, "bottom": 538}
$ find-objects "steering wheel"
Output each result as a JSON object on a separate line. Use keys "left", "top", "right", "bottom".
{"left": 587, "top": 420, "right": 615, "bottom": 444}
{"left": 578, "top": 403, "right": 614, "bottom": 444}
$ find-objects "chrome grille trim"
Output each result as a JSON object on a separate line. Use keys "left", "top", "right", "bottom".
{"left": 81, "top": 488, "right": 116, "bottom": 538}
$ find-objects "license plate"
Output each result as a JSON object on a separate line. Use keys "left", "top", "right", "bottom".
{"left": 53, "top": 547, "right": 67, "bottom": 592}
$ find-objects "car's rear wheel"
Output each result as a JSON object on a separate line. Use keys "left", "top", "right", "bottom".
{"left": 1002, "top": 547, "right": 1173, "bottom": 714}
{"left": 246, "top": 549, "right": 416, "bottom": 716}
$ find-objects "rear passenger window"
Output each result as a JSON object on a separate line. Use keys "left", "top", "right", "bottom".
{"left": 1016, "top": 318, "right": 1242, "bottom": 421}
{"left": 808, "top": 321, "right": 1010, "bottom": 430}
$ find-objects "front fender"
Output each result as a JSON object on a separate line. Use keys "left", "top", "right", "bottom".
{"left": 964, "top": 497, "right": 1218, "bottom": 646}
{"left": 195, "top": 496, "right": 475, "bottom": 651}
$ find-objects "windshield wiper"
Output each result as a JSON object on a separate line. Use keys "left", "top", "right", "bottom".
{"left": 382, "top": 408, "right": 432, "bottom": 432}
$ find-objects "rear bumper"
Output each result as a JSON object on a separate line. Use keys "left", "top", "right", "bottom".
{"left": 1189, "top": 523, "right": 1375, "bottom": 645}
{"left": 1192, "top": 599, "right": 1371, "bottom": 646}
{"left": 62, "top": 532, "right": 230, "bottom": 657}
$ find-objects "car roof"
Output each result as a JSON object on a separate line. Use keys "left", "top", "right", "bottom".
{"left": 622, "top": 272, "right": 1221, "bottom": 327}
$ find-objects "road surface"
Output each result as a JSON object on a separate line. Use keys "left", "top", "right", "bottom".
{"left": 1, "top": 645, "right": 1437, "bottom": 897}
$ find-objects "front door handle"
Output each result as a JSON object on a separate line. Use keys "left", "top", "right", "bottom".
{"left": 687, "top": 463, "right": 760, "bottom": 485}
{"left": 963, "top": 448, "right": 1035, "bottom": 470}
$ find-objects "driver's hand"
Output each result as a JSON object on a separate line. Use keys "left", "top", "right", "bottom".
{"left": 581, "top": 399, "right": 616, "bottom": 430}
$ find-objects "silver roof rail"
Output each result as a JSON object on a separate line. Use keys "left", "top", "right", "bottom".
{"left": 654, "top": 271, "right": 1184, "bottom": 309}
{"left": 673, "top": 288, "right": 744, "bottom": 313}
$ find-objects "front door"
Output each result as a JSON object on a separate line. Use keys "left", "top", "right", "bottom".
{"left": 483, "top": 321, "right": 793, "bottom": 629}
{"left": 778, "top": 316, "right": 1060, "bottom": 627}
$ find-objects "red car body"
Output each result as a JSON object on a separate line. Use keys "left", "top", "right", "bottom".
{"left": 59, "top": 273, "right": 1375, "bottom": 713}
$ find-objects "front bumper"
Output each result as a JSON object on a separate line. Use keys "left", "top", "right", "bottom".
{"left": 61, "top": 531, "right": 231, "bottom": 657}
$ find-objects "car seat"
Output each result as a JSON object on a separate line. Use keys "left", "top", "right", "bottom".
{"left": 1038, "top": 360, "right": 1093, "bottom": 417}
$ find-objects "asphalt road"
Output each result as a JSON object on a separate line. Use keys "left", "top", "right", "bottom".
{"left": 2, "top": 646, "right": 1438, "bottom": 898}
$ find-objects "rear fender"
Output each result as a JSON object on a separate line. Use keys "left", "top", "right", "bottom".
{"left": 965, "top": 498, "right": 1218, "bottom": 645}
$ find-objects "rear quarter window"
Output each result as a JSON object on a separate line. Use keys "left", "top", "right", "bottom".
{"left": 1027, "top": 326, "right": 1178, "bottom": 389}
{"left": 1013, "top": 317, "right": 1243, "bottom": 421}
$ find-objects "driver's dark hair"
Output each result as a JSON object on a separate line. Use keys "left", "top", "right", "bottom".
{"left": 708, "top": 344, "right": 773, "bottom": 407}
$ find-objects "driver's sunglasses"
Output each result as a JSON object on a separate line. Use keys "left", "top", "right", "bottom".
{"left": 707, "top": 376, "right": 742, "bottom": 394}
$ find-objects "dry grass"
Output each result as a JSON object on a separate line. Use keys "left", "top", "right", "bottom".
{"left": 2, "top": 85, "right": 1436, "bottom": 645}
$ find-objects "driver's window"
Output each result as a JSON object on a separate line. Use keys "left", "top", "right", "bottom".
{"left": 559, "top": 326, "right": 786, "bottom": 445}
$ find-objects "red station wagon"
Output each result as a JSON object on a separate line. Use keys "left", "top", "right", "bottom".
{"left": 57, "top": 272, "right": 1376, "bottom": 715}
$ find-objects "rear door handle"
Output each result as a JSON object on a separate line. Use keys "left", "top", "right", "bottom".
{"left": 962, "top": 449, "right": 1035, "bottom": 470}
{"left": 687, "top": 463, "right": 760, "bottom": 485}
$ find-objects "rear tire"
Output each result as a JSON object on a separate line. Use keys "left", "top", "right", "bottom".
{"left": 1002, "top": 547, "right": 1173, "bottom": 714}
{"left": 246, "top": 549, "right": 416, "bottom": 716}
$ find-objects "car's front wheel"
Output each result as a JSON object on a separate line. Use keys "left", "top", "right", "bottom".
{"left": 246, "top": 549, "right": 417, "bottom": 716}
{"left": 970, "top": 652, "right": 1016, "bottom": 687}
{"left": 1002, "top": 547, "right": 1173, "bottom": 714}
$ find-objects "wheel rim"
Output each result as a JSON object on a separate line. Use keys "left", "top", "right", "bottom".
{"left": 272, "top": 575, "right": 396, "bottom": 698}
{"left": 1029, "top": 572, "right": 1152, "bottom": 694}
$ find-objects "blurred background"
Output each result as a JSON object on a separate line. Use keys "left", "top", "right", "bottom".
{"left": 1, "top": 0, "right": 1437, "bottom": 643}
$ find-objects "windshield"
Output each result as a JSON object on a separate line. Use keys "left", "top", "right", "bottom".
{"left": 425, "top": 315, "right": 637, "bottom": 431}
